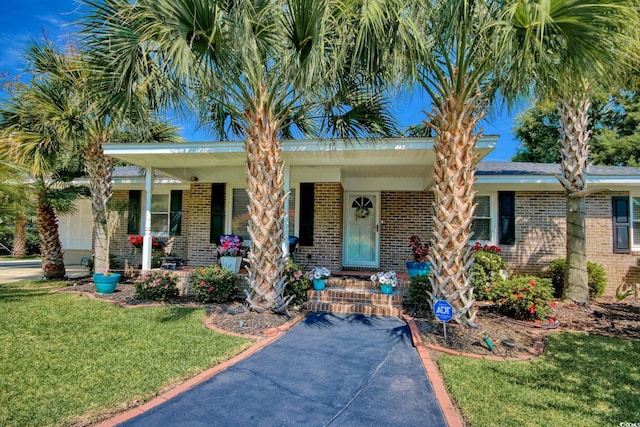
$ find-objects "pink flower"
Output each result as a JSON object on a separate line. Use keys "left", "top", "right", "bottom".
{"left": 529, "top": 280, "right": 536, "bottom": 286}
{"left": 200, "top": 281, "right": 206, "bottom": 286}
{"left": 551, "top": 302, "right": 557, "bottom": 307}
{"left": 529, "top": 305, "right": 536, "bottom": 314}
{"left": 209, "top": 286, "right": 214, "bottom": 292}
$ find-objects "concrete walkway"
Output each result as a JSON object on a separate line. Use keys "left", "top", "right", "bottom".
{"left": 117, "top": 313, "right": 447, "bottom": 427}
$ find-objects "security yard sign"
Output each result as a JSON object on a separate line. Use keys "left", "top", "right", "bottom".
{"left": 433, "top": 300, "right": 454, "bottom": 322}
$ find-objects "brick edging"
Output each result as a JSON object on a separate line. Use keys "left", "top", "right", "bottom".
{"left": 402, "top": 314, "right": 465, "bottom": 427}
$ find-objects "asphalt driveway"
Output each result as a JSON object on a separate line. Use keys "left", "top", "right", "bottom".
{"left": 119, "top": 313, "right": 447, "bottom": 427}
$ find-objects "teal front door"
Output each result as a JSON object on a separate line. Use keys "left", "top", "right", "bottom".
{"left": 343, "top": 193, "right": 379, "bottom": 268}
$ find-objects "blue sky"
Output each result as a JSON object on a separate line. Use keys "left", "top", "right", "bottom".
{"left": 0, "top": 0, "right": 528, "bottom": 161}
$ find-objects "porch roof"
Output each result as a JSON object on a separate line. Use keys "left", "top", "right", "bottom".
{"left": 104, "top": 136, "right": 497, "bottom": 191}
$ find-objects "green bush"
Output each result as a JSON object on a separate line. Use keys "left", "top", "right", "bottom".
{"left": 133, "top": 271, "right": 180, "bottom": 301}
{"left": 546, "top": 258, "right": 607, "bottom": 298}
{"left": 409, "top": 274, "right": 432, "bottom": 314}
{"left": 495, "top": 275, "right": 554, "bottom": 320}
{"left": 283, "top": 258, "right": 310, "bottom": 306}
{"left": 470, "top": 248, "right": 508, "bottom": 301}
{"left": 190, "top": 265, "right": 240, "bottom": 304}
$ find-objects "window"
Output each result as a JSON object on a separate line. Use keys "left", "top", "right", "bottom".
{"left": 472, "top": 195, "right": 492, "bottom": 241}
{"left": 129, "top": 191, "right": 182, "bottom": 236}
{"left": 230, "top": 187, "right": 296, "bottom": 241}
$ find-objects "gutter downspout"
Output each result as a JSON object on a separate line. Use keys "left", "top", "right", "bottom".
{"left": 142, "top": 167, "right": 154, "bottom": 270}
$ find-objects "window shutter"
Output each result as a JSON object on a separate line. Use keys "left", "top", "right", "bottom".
{"left": 612, "top": 196, "right": 630, "bottom": 253}
{"left": 299, "top": 183, "right": 314, "bottom": 246}
{"left": 127, "top": 190, "right": 141, "bottom": 234}
{"left": 498, "top": 192, "right": 515, "bottom": 245}
{"left": 169, "top": 190, "right": 183, "bottom": 236}
{"left": 210, "top": 184, "right": 225, "bottom": 243}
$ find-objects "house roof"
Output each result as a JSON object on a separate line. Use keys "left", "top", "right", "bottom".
{"left": 477, "top": 162, "right": 640, "bottom": 176}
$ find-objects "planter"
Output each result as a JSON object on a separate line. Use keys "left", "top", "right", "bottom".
{"left": 406, "top": 261, "right": 431, "bottom": 278}
{"left": 93, "top": 273, "right": 121, "bottom": 294}
{"left": 312, "top": 278, "right": 326, "bottom": 290}
{"left": 220, "top": 256, "right": 242, "bottom": 273}
{"left": 380, "top": 284, "right": 394, "bottom": 294}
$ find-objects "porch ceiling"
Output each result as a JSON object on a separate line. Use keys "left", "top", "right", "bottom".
{"left": 104, "top": 136, "right": 497, "bottom": 190}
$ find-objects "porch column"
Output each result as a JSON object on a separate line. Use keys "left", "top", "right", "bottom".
{"left": 283, "top": 163, "right": 290, "bottom": 256}
{"left": 142, "top": 167, "right": 154, "bottom": 270}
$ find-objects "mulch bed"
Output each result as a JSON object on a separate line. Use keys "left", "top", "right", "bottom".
{"left": 413, "top": 298, "right": 640, "bottom": 359}
{"left": 61, "top": 277, "right": 640, "bottom": 357}
{"left": 60, "top": 278, "right": 298, "bottom": 337}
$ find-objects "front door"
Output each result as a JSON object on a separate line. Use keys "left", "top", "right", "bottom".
{"left": 343, "top": 192, "right": 379, "bottom": 268}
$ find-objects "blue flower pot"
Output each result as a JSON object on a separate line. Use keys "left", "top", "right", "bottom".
{"left": 93, "top": 273, "right": 121, "bottom": 294}
{"left": 312, "top": 278, "right": 326, "bottom": 290}
{"left": 406, "top": 262, "right": 431, "bottom": 278}
{"left": 380, "top": 284, "right": 393, "bottom": 294}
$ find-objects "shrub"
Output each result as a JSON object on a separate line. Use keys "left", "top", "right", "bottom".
{"left": 283, "top": 258, "right": 310, "bottom": 306}
{"left": 190, "top": 265, "right": 240, "bottom": 304}
{"left": 546, "top": 259, "right": 607, "bottom": 298}
{"left": 409, "top": 274, "right": 432, "bottom": 314}
{"left": 133, "top": 271, "right": 180, "bottom": 301}
{"left": 470, "top": 246, "right": 508, "bottom": 301}
{"left": 495, "top": 275, "right": 554, "bottom": 320}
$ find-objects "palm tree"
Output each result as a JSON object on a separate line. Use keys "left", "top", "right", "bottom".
{"left": 414, "top": 0, "right": 504, "bottom": 324}
{"left": 25, "top": 41, "right": 182, "bottom": 275}
{"left": 500, "top": 0, "right": 640, "bottom": 304}
{"left": 0, "top": 161, "right": 33, "bottom": 258}
{"left": 0, "top": 82, "right": 88, "bottom": 279}
{"left": 80, "top": 0, "right": 416, "bottom": 313}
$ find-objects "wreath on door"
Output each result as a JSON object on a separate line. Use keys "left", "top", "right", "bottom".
{"left": 352, "top": 197, "right": 373, "bottom": 220}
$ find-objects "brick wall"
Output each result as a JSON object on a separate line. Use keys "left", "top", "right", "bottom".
{"left": 500, "top": 191, "right": 640, "bottom": 296}
{"left": 380, "top": 191, "right": 434, "bottom": 271}
{"left": 296, "top": 183, "right": 343, "bottom": 272}
{"left": 185, "top": 183, "right": 217, "bottom": 266}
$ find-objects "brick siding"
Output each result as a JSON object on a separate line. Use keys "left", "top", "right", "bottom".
{"left": 110, "top": 186, "right": 639, "bottom": 295}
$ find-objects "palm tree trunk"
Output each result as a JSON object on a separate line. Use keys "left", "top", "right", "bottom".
{"left": 558, "top": 94, "right": 591, "bottom": 304}
{"left": 428, "top": 88, "right": 485, "bottom": 325}
{"left": 84, "top": 135, "right": 114, "bottom": 274}
{"left": 12, "top": 213, "right": 27, "bottom": 258}
{"left": 243, "top": 87, "right": 292, "bottom": 313}
{"left": 37, "top": 202, "right": 66, "bottom": 280}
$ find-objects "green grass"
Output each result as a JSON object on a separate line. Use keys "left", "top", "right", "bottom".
{"left": 0, "top": 280, "right": 251, "bottom": 426}
{"left": 0, "top": 255, "right": 40, "bottom": 261}
{"left": 438, "top": 333, "right": 640, "bottom": 427}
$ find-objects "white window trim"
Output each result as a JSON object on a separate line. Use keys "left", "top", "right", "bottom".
{"left": 472, "top": 192, "right": 498, "bottom": 245}
{"left": 225, "top": 184, "right": 299, "bottom": 237}
{"left": 631, "top": 194, "right": 640, "bottom": 251}
{"left": 142, "top": 190, "right": 172, "bottom": 237}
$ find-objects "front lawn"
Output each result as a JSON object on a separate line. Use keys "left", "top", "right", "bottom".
{"left": 0, "top": 281, "right": 251, "bottom": 426}
{"left": 438, "top": 333, "right": 640, "bottom": 426}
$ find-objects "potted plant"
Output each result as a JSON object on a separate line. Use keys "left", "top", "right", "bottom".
{"left": 370, "top": 271, "right": 397, "bottom": 294}
{"left": 217, "top": 235, "right": 245, "bottom": 273}
{"left": 93, "top": 268, "right": 121, "bottom": 294}
{"left": 407, "top": 235, "right": 432, "bottom": 278}
{"left": 307, "top": 267, "right": 331, "bottom": 290}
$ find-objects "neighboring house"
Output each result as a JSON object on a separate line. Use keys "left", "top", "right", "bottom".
{"left": 63, "top": 137, "right": 640, "bottom": 295}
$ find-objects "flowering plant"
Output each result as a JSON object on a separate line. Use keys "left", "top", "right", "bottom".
{"left": 103, "top": 268, "right": 111, "bottom": 277}
{"left": 283, "top": 258, "right": 310, "bottom": 306}
{"left": 133, "top": 271, "right": 179, "bottom": 301}
{"left": 217, "top": 235, "right": 244, "bottom": 257}
{"left": 370, "top": 271, "right": 397, "bottom": 287}
{"left": 493, "top": 275, "right": 554, "bottom": 320}
{"left": 408, "top": 235, "right": 430, "bottom": 262}
{"left": 128, "top": 235, "right": 166, "bottom": 250}
{"left": 307, "top": 267, "right": 331, "bottom": 280}
{"left": 189, "top": 265, "right": 239, "bottom": 303}
{"left": 470, "top": 241, "right": 501, "bottom": 254}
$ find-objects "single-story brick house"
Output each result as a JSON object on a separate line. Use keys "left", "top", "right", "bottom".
{"left": 58, "top": 136, "right": 640, "bottom": 295}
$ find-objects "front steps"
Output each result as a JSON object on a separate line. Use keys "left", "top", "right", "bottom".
{"left": 303, "top": 276, "right": 409, "bottom": 317}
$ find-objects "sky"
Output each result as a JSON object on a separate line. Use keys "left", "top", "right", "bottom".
{"left": 0, "top": 0, "right": 528, "bottom": 161}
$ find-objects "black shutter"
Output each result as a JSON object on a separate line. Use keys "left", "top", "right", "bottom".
{"left": 498, "top": 192, "right": 515, "bottom": 245}
{"left": 127, "top": 190, "right": 141, "bottom": 234}
{"left": 169, "top": 190, "right": 183, "bottom": 236}
{"left": 210, "top": 183, "right": 225, "bottom": 243}
{"left": 613, "top": 196, "right": 630, "bottom": 253}
{"left": 299, "top": 183, "right": 314, "bottom": 246}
